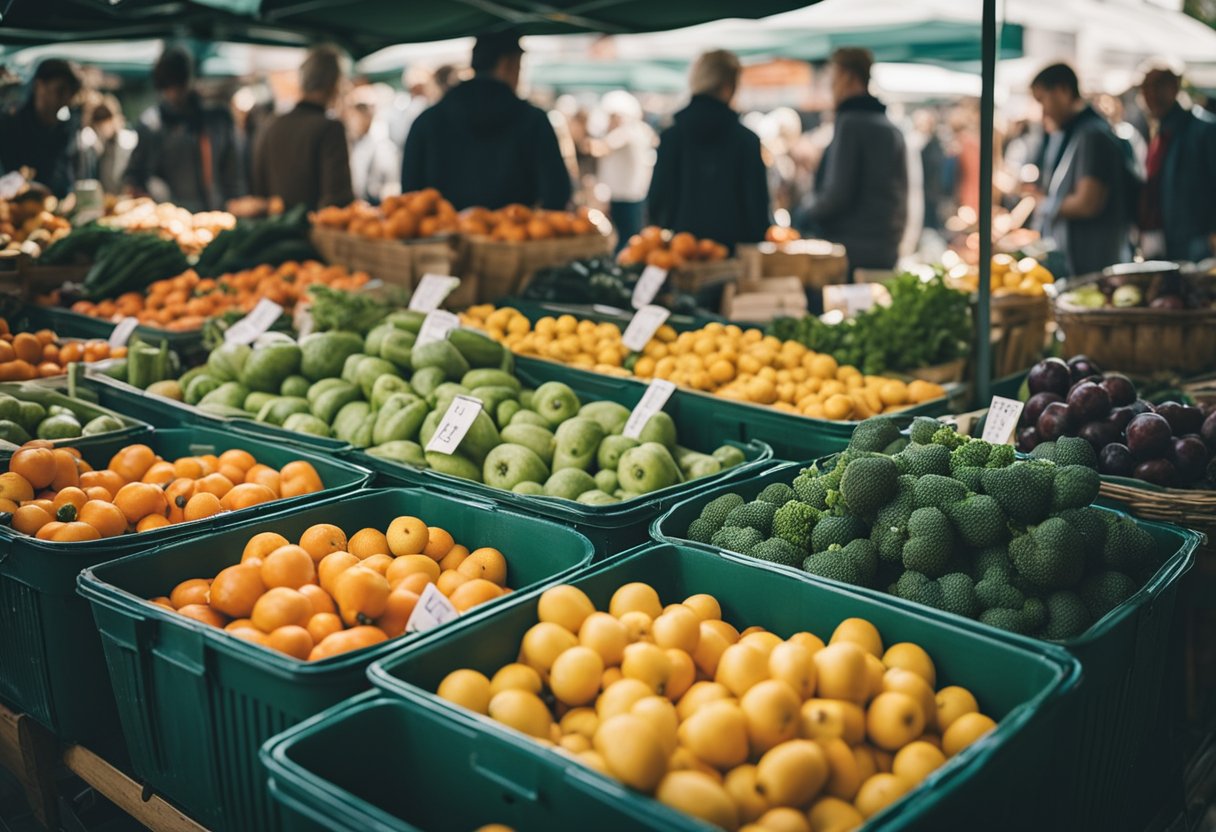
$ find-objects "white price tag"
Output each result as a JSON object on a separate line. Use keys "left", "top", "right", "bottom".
{"left": 408, "top": 273, "right": 461, "bottom": 312}
{"left": 414, "top": 310, "right": 460, "bottom": 348}
{"left": 0, "top": 171, "right": 26, "bottom": 200}
{"left": 425, "top": 395, "right": 484, "bottom": 455}
{"left": 622, "top": 379, "right": 677, "bottom": 439}
{"left": 631, "top": 265, "right": 668, "bottom": 310}
{"left": 823, "top": 284, "right": 876, "bottom": 317}
{"left": 293, "top": 303, "right": 315, "bottom": 338}
{"left": 621, "top": 305, "right": 670, "bottom": 353}
{"left": 406, "top": 582, "right": 460, "bottom": 633}
{"left": 107, "top": 317, "right": 139, "bottom": 348}
{"left": 982, "top": 396, "right": 1026, "bottom": 445}
{"left": 224, "top": 299, "right": 284, "bottom": 345}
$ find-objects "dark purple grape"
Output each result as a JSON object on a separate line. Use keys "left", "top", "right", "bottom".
{"left": 1107, "top": 406, "right": 1135, "bottom": 435}
{"left": 1170, "top": 436, "right": 1210, "bottom": 484}
{"left": 1099, "top": 373, "right": 1137, "bottom": 407}
{"left": 1017, "top": 426, "right": 1041, "bottom": 452}
{"left": 1127, "top": 399, "right": 1155, "bottom": 416}
{"left": 1067, "top": 355, "right": 1103, "bottom": 383}
{"left": 1037, "top": 401, "right": 1073, "bottom": 441}
{"left": 1079, "top": 420, "right": 1120, "bottom": 450}
{"left": 1099, "top": 443, "right": 1136, "bottom": 476}
{"left": 1155, "top": 402, "right": 1204, "bottom": 436}
{"left": 1202, "top": 411, "right": 1216, "bottom": 451}
{"left": 1028, "top": 358, "right": 1072, "bottom": 397}
{"left": 1126, "top": 413, "right": 1173, "bottom": 460}
{"left": 1023, "top": 392, "right": 1063, "bottom": 429}
{"left": 1067, "top": 382, "right": 1112, "bottom": 423}
{"left": 1135, "top": 458, "right": 1177, "bottom": 487}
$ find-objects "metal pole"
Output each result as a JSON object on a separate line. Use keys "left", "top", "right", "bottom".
{"left": 976, "top": 0, "right": 996, "bottom": 407}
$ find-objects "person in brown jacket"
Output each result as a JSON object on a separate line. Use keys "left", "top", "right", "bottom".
{"left": 251, "top": 45, "right": 354, "bottom": 210}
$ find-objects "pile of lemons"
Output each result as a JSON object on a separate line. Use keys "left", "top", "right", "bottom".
{"left": 435, "top": 582, "right": 996, "bottom": 831}
{"left": 949, "top": 254, "right": 1055, "bottom": 297}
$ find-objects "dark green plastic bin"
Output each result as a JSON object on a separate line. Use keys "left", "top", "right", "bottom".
{"left": 25, "top": 305, "right": 209, "bottom": 363}
{"left": 368, "top": 543, "right": 1080, "bottom": 831}
{"left": 652, "top": 467, "right": 1202, "bottom": 831}
{"left": 0, "top": 425, "right": 369, "bottom": 746}
{"left": 350, "top": 357, "right": 773, "bottom": 558}
{"left": 0, "top": 377, "right": 150, "bottom": 449}
{"left": 78, "top": 487, "right": 594, "bottom": 832}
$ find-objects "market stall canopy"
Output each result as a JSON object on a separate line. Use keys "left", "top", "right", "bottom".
{"left": 0, "top": 38, "right": 305, "bottom": 78}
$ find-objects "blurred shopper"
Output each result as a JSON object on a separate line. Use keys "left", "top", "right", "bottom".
{"left": 388, "top": 66, "right": 437, "bottom": 151}
{"left": 949, "top": 104, "right": 981, "bottom": 214}
{"left": 591, "top": 91, "right": 656, "bottom": 250}
{"left": 0, "top": 59, "right": 82, "bottom": 197}
{"left": 123, "top": 47, "right": 242, "bottom": 211}
{"left": 647, "top": 50, "right": 769, "bottom": 247}
{"left": 346, "top": 88, "right": 400, "bottom": 204}
{"left": 796, "top": 48, "right": 907, "bottom": 272}
{"left": 913, "top": 110, "right": 947, "bottom": 231}
{"left": 1138, "top": 60, "right": 1216, "bottom": 261}
{"left": 78, "top": 93, "right": 136, "bottom": 194}
{"left": 251, "top": 45, "right": 354, "bottom": 210}
{"left": 401, "top": 31, "right": 571, "bottom": 210}
{"left": 1031, "top": 63, "right": 1134, "bottom": 276}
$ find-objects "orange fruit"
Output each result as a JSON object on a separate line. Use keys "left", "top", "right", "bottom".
{"left": 265, "top": 625, "right": 314, "bottom": 660}
{"left": 332, "top": 566, "right": 391, "bottom": 626}
{"left": 438, "top": 544, "right": 470, "bottom": 572}
{"left": 113, "top": 481, "right": 169, "bottom": 525}
{"left": 177, "top": 604, "right": 228, "bottom": 628}
{"left": 218, "top": 449, "right": 256, "bottom": 473}
{"left": 170, "top": 578, "right": 212, "bottom": 609}
{"left": 386, "top": 516, "right": 428, "bottom": 556}
{"left": 306, "top": 612, "right": 344, "bottom": 644}
{"left": 318, "top": 551, "right": 359, "bottom": 595}
{"left": 279, "top": 461, "right": 322, "bottom": 498}
{"left": 108, "top": 445, "right": 157, "bottom": 483}
{"left": 137, "top": 514, "right": 172, "bottom": 532}
{"left": 183, "top": 492, "right": 224, "bottom": 522}
{"left": 209, "top": 564, "right": 266, "bottom": 618}
{"left": 449, "top": 578, "right": 502, "bottom": 612}
{"left": 11, "top": 504, "right": 53, "bottom": 536}
{"left": 141, "top": 461, "right": 176, "bottom": 485}
{"left": 299, "top": 584, "right": 337, "bottom": 616}
{"left": 348, "top": 527, "right": 390, "bottom": 559}
{"left": 77, "top": 500, "right": 127, "bottom": 538}
{"left": 299, "top": 523, "right": 348, "bottom": 563}
{"left": 243, "top": 531, "right": 291, "bottom": 564}
{"left": 9, "top": 447, "right": 56, "bottom": 490}
{"left": 458, "top": 548, "right": 508, "bottom": 587}
{"left": 244, "top": 464, "right": 280, "bottom": 495}
{"left": 376, "top": 588, "right": 420, "bottom": 637}
{"left": 48, "top": 521, "right": 102, "bottom": 542}
{"left": 385, "top": 554, "right": 441, "bottom": 588}
{"left": 260, "top": 544, "right": 317, "bottom": 589}
{"left": 251, "top": 587, "right": 313, "bottom": 632}
{"left": 308, "top": 626, "right": 387, "bottom": 661}
{"left": 195, "top": 473, "right": 235, "bottom": 499}
{"left": 423, "top": 527, "right": 455, "bottom": 559}
{"left": 220, "top": 482, "right": 277, "bottom": 511}
{"left": 49, "top": 449, "right": 81, "bottom": 491}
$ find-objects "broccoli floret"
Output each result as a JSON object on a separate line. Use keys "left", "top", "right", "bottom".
{"left": 946, "top": 494, "right": 1009, "bottom": 548}
{"left": 952, "top": 465, "right": 984, "bottom": 493}
{"left": 699, "top": 493, "right": 745, "bottom": 533}
{"left": 772, "top": 500, "right": 820, "bottom": 552}
{"left": 951, "top": 439, "right": 993, "bottom": 470}
{"left": 894, "top": 443, "right": 951, "bottom": 478}
{"left": 882, "top": 437, "right": 910, "bottom": 455}
{"left": 909, "top": 416, "right": 942, "bottom": 445}
{"left": 1029, "top": 441, "right": 1058, "bottom": 463}
{"left": 985, "top": 445, "right": 1016, "bottom": 469}
{"left": 724, "top": 501, "right": 777, "bottom": 536}
{"left": 902, "top": 507, "right": 954, "bottom": 577}
{"left": 840, "top": 456, "right": 900, "bottom": 517}
{"left": 686, "top": 518, "right": 716, "bottom": 544}
{"left": 931, "top": 426, "right": 968, "bottom": 450}
{"left": 973, "top": 544, "right": 1013, "bottom": 580}
{"left": 811, "top": 515, "right": 869, "bottom": 553}
{"left": 1009, "top": 518, "right": 1085, "bottom": 590}
{"left": 803, "top": 539, "right": 877, "bottom": 587}
{"left": 1080, "top": 571, "right": 1137, "bottom": 621}
{"left": 749, "top": 537, "right": 805, "bottom": 568}
{"left": 892, "top": 571, "right": 977, "bottom": 617}
{"left": 849, "top": 417, "right": 902, "bottom": 453}
{"left": 1051, "top": 465, "right": 1100, "bottom": 512}
{"left": 1056, "top": 506, "right": 1110, "bottom": 571}
{"left": 757, "top": 482, "right": 796, "bottom": 507}
{"left": 1054, "top": 436, "right": 1099, "bottom": 469}
{"left": 975, "top": 564, "right": 1025, "bottom": 611}
{"left": 710, "top": 525, "right": 764, "bottom": 555}
{"left": 792, "top": 470, "right": 830, "bottom": 511}
{"left": 980, "top": 598, "right": 1047, "bottom": 635}
{"left": 1100, "top": 514, "right": 1158, "bottom": 580}
{"left": 913, "top": 474, "right": 969, "bottom": 510}
{"left": 870, "top": 477, "right": 915, "bottom": 564}
{"left": 1037, "top": 591, "right": 1093, "bottom": 640}
{"left": 981, "top": 462, "right": 1055, "bottom": 525}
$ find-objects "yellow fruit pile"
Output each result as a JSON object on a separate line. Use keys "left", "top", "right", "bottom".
{"left": 436, "top": 584, "right": 996, "bottom": 831}
{"left": 949, "top": 254, "right": 1054, "bottom": 297}
{"left": 460, "top": 306, "right": 637, "bottom": 376}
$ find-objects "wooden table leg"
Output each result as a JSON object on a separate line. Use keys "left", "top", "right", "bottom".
{"left": 0, "top": 702, "right": 60, "bottom": 829}
{"left": 63, "top": 745, "right": 208, "bottom": 832}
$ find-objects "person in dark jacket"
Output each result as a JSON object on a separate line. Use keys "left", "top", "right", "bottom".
{"left": 0, "top": 60, "right": 82, "bottom": 197}
{"left": 123, "top": 48, "right": 242, "bottom": 211}
{"left": 647, "top": 50, "right": 769, "bottom": 247}
{"left": 1138, "top": 60, "right": 1216, "bottom": 262}
{"left": 797, "top": 48, "right": 907, "bottom": 272}
{"left": 401, "top": 32, "right": 571, "bottom": 210}
{"left": 251, "top": 45, "right": 354, "bottom": 211}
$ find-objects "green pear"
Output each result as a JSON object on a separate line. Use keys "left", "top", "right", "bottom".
{"left": 468, "top": 385, "right": 518, "bottom": 417}
{"left": 509, "top": 409, "right": 551, "bottom": 429}
{"left": 577, "top": 489, "right": 618, "bottom": 506}
{"left": 457, "top": 410, "right": 501, "bottom": 467}
{"left": 638, "top": 411, "right": 678, "bottom": 451}
{"left": 424, "top": 450, "right": 481, "bottom": 482}
{"left": 483, "top": 444, "right": 550, "bottom": 491}
{"left": 461, "top": 368, "right": 521, "bottom": 392}
{"left": 543, "top": 468, "right": 597, "bottom": 501}
{"left": 579, "top": 400, "right": 631, "bottom": 435}
{"left": 428, "top": 382, "right": 470, "bottom": 413}
{"left": 597, "top": 434, "right": 639, "bottom": 471}
{"left": 496, "top": 399, "right": 522, "bottom": 429}
{"left": 617, "top": 442, "right": 682, "bottom": 494}
{"left": 410, "top": 366, "right": 446, "bottom": 398}
{"left": 512, "top": 481, "right": 545, "bottom": 496}
{"left": 500, "top": 424, "right": 556, "bottom": 466}
{"left": 686, "top": 457, "right": 723, "bottom": 480}
{"left": 553, "top": 417, "right": 605, "bottom": 471}
{"left": 594, "top": 469, "right": 619, "bottom": 493}
{"left": 532, "top": 381, "right": 581, "bottom": 427}
{"left": 712, "top": 445, "right": 746, "bottom": 468}
{"left": 519, "top": 389, "right": 535, "bottom": 410}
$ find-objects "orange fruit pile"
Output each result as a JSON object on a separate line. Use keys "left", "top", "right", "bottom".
{"left": 0, "top": 317, "right": 124, "bottom": 381}
{"left": 312, "top": 189, "right": 460, "bottom": 240}
{"left": 1, "top": 441, "right": 323, "bottom": 542}
{"left": 618, "top": 226, "right": 728, "bottom": 270}
{"left": 459, "top": 204, "right": 599, "bottom": 242}
{"left": 766, "top": 226, "right": 802, "bottom": 244}
{"left": 152, "top": 515, "right": 512, "bottom": 661}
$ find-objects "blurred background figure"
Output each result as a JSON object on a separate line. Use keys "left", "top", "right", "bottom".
{"left": 252, "top": 44, "right": 354, "bottom": 210}
{"left": 1137, "top": 59, "right": 1216, "bottom": 261}
{"left": 123, "top": 47, "right": 242, "bottom": 211}
{"left": 346, "top": 85, "right": 400, "bottom": 204}
{"left": 1095, "top": 92, "right": 1147, "bottom": 176}
{"left": 912, "top": 109, "right": 947, "bottom": 233}
{"left": 388, "top": 66, "right": 437, "bottom": 152}
{"left": 648, "top": 49, "right": 769, "bottom": 248}
{"left": 0, "top": 59, "right": 82, "bottom": 197}
{"left": 590, "top": 90, "right": 656, "bottom": 250}
{"left": 77, "top": 92, "right": 136, "bottom": 194}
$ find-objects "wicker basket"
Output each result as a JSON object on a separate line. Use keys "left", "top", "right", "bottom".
{"left": 310, "top": 227, "right": 456, "bottom": 293}
{"left": 737, "top": 241, "right": 848, "bottom": 290}
{"left": 990, "top": 293, "right": 1051, "bottom": 378}
{"left": 457, "top": 233, "right": 613, "bottom": 303}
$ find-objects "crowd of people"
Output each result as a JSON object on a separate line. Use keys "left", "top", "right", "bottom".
{"left": 2, "top": 35, "right": 1214, "bottom": 278}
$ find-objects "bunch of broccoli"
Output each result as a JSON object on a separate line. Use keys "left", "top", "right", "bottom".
{"left": 684, "top": 416, "right": 1161, "bottom": 642}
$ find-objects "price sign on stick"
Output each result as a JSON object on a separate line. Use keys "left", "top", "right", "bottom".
{"left": 406, "top": 583, "right": 460, "bottom": 633}
{"left": 426, "top": 395, "right": 484, "bottom": 455}
{"left": 623, "top": 380, "right": 677, "bottom": 439}
{"left": 414, "top": 309, "right": 460, "bottom": 348}
{"left": 108, "top": 317, "right": 139, "bottom": 348}
{"left": 408, "top": 274, "right": 461, "bottom": 312}
{"left": 631, "top": 265, "right": 668, "bottom": 309}
{"left": 622, "top": 305, "right": 670, "bottom": 352}
{"left": 224, "top": 299, "right": 284, "bottom": 345}
{"left": 982, "top": 396, "right": 1025, "bottom": 445}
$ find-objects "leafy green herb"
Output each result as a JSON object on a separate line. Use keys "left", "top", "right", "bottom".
{"left": 306, "top": 284, "right": 390, "bottom": 335}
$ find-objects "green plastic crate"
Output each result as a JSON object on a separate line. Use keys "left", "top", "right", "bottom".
{"left": 0, "top": 425, "right": 369, "bottom": 746}
{"left": 24, "top": 305, "right": 209, "bottom": 364}
{"left": 350, "top": 357, "right": 773, "bottom": 558}
{"left": 368, "top": 543, "right": 1080, "bottom": 831}
{"left": 0, "top": 378, "right": 149, "bottom": 449}
{"left": 78, "top": 487, "right": 594, "bottom": 832}
{"left": 652, "top": 466, "right": 1202, "bottom": 831}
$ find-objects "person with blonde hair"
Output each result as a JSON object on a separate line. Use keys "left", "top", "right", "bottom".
{"left": 647, "top": 49, "right": 769, "bottom": 247}
{"left": 251, "top": 44, "right": 354, "bottom": 210}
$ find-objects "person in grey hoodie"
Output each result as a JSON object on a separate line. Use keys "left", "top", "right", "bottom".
{"left": 797, "top": 48, "right": 908, "bottom": 272}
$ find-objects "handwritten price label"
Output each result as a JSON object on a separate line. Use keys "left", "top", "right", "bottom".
{"left": 622, "top": 305, "right": 670, "bottom": 352}
{"left": 425, "top": 395, "right": 483, "bottom": 455}
{"left": 982, "top": 396, "right": 1025, "bottom": 445}
{"left": 414, "top": 309, "right": 460, "bottom": 348}
{"left": 408, "top": 274, "right": 461, "bottom": 312}
{"left": 631, "top": 265, "right": 668, "bottom": 309}
{"left": 623, "top": 379, "right": 677, "bottom": 439}
{"left": 224, "top": 299, "right": 283, "bottom": 345}
{"left": 406, "top": 583, "right": 460, "bottom": 633}
{"left": 107, "top": 317, "right": 139, "bottom": 348}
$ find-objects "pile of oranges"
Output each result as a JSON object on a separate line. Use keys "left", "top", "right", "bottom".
{"left": 0, "top": 317, "right": 124, "bottom": 381}
{"left": 947, "top": 254, "right": 1055, "bottom": 298}
{"left": 312, "top": 189, "right": 460, "bottom": 240}
{"left": 1, "top": 441, "right": 323, "bottom": 542}
{"left": 618, "top": 227, "right": 728, "bottom": 270}
{"left": 765, "top": 226, "right": 802, "bottom": 244}
{"left": 458, "top": 205, "right": 600, "bottom": 242}
{"left": 152, "top": 515, "right": 512, "bottom": 661}
{"left": 436, "top": 586, "right": 996, "bottom": 831}
{"left": 58, "top": 261, "right": 369, "bottom": 332}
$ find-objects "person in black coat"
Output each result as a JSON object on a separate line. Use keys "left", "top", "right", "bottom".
{"left": 647, "top": 50, "right": 770, "bottom": 248}
{"left": 0, "top": 60, "right": 82, "bottom": 197}
{"left": 401, "top": 31, "right": 571, "bottom": 210}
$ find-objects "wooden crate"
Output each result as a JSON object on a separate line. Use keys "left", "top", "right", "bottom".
{"left": 667, "top": 258, "right": 742, "bottom": 293}
{"left": 456, "top": 233, "right": 613, "bottom": 302}
{"left": 720, "top": 277, "right": 807, "bottom": 323}
{"left": 990, "top": 293, "right": 1051, "bottom": 378}
{"left": 310, "top": 227, "right": 455, "bottom": 293}
{"left": 738, "top": 240, "right": 848, "bottom": 289}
